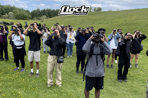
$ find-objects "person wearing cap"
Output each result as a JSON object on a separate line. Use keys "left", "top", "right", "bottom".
{"left": 130, "top": 31, "right": 147, "bottom": 68}
{"left": 23, "top": 22, "right": 42, "bottom": 77}
{"left": 8, "top": 28, "right": 26, "bottom": 72}
{"left": 117, "top": 33, "right": 132, "bottom": 82}
{"left": 42, "top": 27, "right": 50, "bottom": 53}
{"left": 106, "top": 29, "right": 121, "bottom": 68}
{"left": 59, "top": 25, "right": 67, "bottom": 58}
{"left": 66, "top": 26, "right": 76, "bottom": 57}
{"left": 75, "top": 28, "right": 90, "bottom": 74}
{"left": 115, "top": 29, "right": 124, "bottom": 64}
{"left": 45, "top": 30, "right": 64, "bottom": 87}
{"left": 0, "top": 25, "right": 9, "bottom": 61}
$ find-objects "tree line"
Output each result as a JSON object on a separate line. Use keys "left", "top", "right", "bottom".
{"left": 0, "top": 4, "right": 59, "bottom": 20}
{"left": 0, "top": 4, "right": 102, "bottom": 20}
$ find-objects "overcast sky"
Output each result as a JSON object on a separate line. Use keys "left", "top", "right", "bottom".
{"left": 1, "top": 0, "right": 148, "bottom": 11}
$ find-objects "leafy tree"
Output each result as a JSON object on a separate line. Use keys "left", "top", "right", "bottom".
{"left": 8, "top": 12, "right": 14, "bottom": 19}
{"left": 93, "top": 7, "right": 102, "bottom": 12}
{"left": 15, "top": 11, "right": 31, "bottom": 20}
{"left": 89, "top": 6, "right": 93, "bottom": 12}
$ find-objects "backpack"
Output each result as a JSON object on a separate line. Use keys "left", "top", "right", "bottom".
{"left": 83, "top": 43, "right": 105, "bottom": 81}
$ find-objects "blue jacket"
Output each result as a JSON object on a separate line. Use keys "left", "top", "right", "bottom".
{"left": 108, "top": 32, "right": 121, "bottom": 47}
{"left": 75, "top": 32, "right": 90, "bottom": 50}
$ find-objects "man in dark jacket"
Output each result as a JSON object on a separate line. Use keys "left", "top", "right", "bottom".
{"left": 117, "top": 32, "right": 132, "bottom": 82}
{"left": 83, "top": 33, "right": 112, "bottom": 98}
{"left": 45, "top": 30, "right": 64, "bottom": 88}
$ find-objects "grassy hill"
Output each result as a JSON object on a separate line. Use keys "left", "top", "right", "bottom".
{"left": 0, "top": 8, "right": 148, "bottom": 98}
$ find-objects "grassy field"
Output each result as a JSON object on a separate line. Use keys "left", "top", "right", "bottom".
{"left": 0, "top": 8, "right": 148, "bottom": 98}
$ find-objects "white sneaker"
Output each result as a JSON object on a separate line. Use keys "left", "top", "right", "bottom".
{"left": 70, "top": 56, "right": 72, "bottom": 57}
{"left": 67, "top": 56, "right": 69, "bottom": 58}
{"left": 47, "top": 84, "right": 53, "bottom": 87}
{"left": 57, "top": 84, "right": 62, "bottom": 87}
{"left": 115, "top": 60, "right": 117, "bottom": 63}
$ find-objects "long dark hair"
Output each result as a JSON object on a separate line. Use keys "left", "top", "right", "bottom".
{"left": 17, "top": 23, "right": 23, "bottom": 34}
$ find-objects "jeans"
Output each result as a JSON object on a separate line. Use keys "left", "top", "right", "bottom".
{"left": 66, "top": 42, "right": 74, "bottom": 56}
{"left": 43, "top": 38, "right": 49, "bottom": 52}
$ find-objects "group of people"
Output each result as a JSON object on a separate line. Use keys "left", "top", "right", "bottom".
{"left": 0, "top": 22, "right": 147, "bottom": 98}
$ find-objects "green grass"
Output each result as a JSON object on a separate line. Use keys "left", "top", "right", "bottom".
{"left": 0, "top": 8, "right": 148, "bottom": 98}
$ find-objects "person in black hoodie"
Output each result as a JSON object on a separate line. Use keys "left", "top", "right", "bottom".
{"left": 45, "top": 30, "right": 64, "bottom": 88}
{"left": 117, "top": 32, "right": 132, "bottom": 82}
{"left": 130, "top": 31, "right": 147, "bottom": 68}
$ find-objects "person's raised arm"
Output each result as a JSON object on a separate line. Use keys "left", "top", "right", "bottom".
{"left": 116, "top": 32, "right": 121, "bottom": 39}
{"left": 23, "top": 24, "right": 31, "bottom": 35}
{"left": 101, "top": 36, "right": 112, "bottom": 55}
{"left": 103, "top": 33, "right": 108, "bottom": 42}
{"left": 140, "top": 32, "right": 147, "bottom": 40}
{"left": 3, "top": 25, "right": 7, "bottom": 34}
{"left": 8, "top": 31, "right": 14, "bottom": 40}
{"left": 64, "top": 28, "right": 67, "bottom": 35}
{"left": 132, "top": 32, "right": 136, "bottom": 39}
{"left": 108, "top": 31, "right": 113, "bottom": 40}
{"left": 58, "top": 25, "right": 62, "bottom": 31}
{"left": 51, "top": 25, "right": 54, "bottom": 31}
{"left": 18, "top": 29, "right": 24, "bottom": 40}
{"left": 34, "top": 23, "right": 42, "bottom": 35}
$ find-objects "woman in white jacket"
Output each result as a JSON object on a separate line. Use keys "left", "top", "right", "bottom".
{"left": 66, "top": 26, "right": 76, "bottom": 57}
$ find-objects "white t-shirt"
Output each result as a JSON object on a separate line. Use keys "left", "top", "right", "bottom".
{"left": 43, "top": 32, "right": 48, "bottom": 38}
{"left": 66, "top": 31, "right": 76, "bottom": 44}
{"left": 12, "top": 34, "right": 25, "bottom": 49}
{"left": 110, "top": 35, "right": 117, "bottom": 49}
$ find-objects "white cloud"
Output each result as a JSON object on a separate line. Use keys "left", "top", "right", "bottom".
{"left": 1, "top": 0, "right": 29, "bottom": 9}
{"left": 53, "top": 4, "right": 61, "bottom": 9}
{"left": 51, "top": 0, "right": 90, "bottom": 6}
{"left": 51, "top": 0, "right": 148, "bottom": 11}
{"left": 91, "top": 4, "right": 103, "bottom": 8}
{"left": 32, "top": 3, "right": 50, "bottom": 8}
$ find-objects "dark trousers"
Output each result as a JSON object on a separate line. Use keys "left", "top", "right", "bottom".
{"left": 13, "top": 48, "right": 25, "bottom": 68}
{"left": 118, "top": 56, "right": 130, "bottom": 80}
{"left": 115, "top": 54, "right": 118, "bottom": 60}
{"left": 0, "top": 42, "right": 8, "bottom": 60}
{"left": 62, "top": 43, "right": 66, "bottom": 56}
{"left": 76, "top": 48, "right": 86, "bottom": 71}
